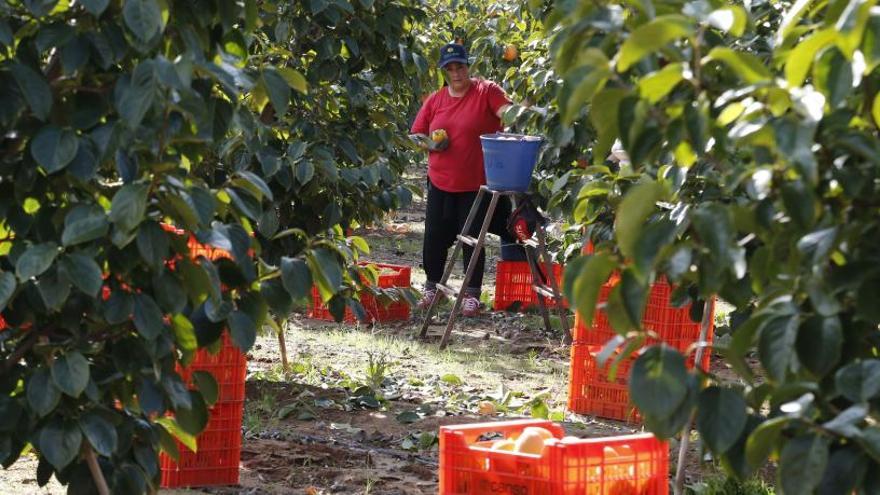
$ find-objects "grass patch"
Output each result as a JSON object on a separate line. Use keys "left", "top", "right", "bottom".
{"left": 688, "top": 476, "right": 775, "bottom": 495}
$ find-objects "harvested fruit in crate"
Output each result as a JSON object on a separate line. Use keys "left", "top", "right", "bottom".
{"left": 440, "top": 419, "right": 668, "bottom": 494}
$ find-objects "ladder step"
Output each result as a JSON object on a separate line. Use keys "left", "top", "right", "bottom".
{"left": 533, "top": 285, "right": 556, "bottom": 298}
{"left": 456, "top": 234, "right": 479, "bottom": 247}
{"left": 435, "top": 283, "right": 459, "bottom": 298}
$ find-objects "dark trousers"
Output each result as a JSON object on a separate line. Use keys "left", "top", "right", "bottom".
{"left": 423, "top": 180, "right": 515, "bottom": 290}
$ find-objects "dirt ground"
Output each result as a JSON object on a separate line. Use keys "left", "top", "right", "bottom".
{"left": 0, "top": 168, "right": 751, "bottom": 494}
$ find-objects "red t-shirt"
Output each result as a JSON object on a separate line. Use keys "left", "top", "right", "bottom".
{"left": 411, "top": 78, "right": 510, "bottom": 192}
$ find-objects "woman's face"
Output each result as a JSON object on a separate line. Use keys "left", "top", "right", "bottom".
{"left": 443, "top": 62, "right": 470, "bottom": 92}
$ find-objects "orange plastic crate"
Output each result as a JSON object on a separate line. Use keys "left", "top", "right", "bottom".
{"left": 440, "top": 419, "right": 668, "bottom": 495}
{"left": 494, "top": 261, "right": 567, "bottom": 311}
{"left": 573, "top": 279, "right": 713, "bottom": 371}
{"left": 309, "top": 262, "right": 411, "bottom": 323}
{"left": 175, "top": 332, "right": 247, "bottom": 404}
{"left": 160, "top": 332, "right": 246, "bottom": 488}
{"left": 568, "top": 344, "right": 641, "bottom": 423}
{"left": 159, "top": 401, "right": 243, "bottom": 488}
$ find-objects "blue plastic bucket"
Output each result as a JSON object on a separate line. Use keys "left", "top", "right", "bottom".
{"left": 480, "top": 133, "right": 544, "bottom": 192}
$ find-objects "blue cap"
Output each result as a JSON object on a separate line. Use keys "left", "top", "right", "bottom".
{"left": 438, "top": 43, "right": 468, "bottom": 68}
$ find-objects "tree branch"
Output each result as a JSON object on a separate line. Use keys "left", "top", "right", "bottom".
{"left": 84, "top": 444, "right": 111, "bottom": 495}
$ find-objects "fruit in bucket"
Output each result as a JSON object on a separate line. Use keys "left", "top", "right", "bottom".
{"left": 431, "top": 129, "right": 447, "bottom": 143}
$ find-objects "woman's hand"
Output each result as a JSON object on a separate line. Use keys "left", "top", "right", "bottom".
{"left": 409, "top": 133, "right": 449, "bottom": 152}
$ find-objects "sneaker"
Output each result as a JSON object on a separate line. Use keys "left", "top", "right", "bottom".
{"left": 461, "top": 295, "right": 480, "bottom": 317}
{"left": 417, "top": 288, "right": 441, "bottom": 310}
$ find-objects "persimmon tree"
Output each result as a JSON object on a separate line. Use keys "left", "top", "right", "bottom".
{"left": 0, "top": 0, "right": 425, "bottom": 492}
{"left": 549, "top": 0, "right": 880, "bottom": 493}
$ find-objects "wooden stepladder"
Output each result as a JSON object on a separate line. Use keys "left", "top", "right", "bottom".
{"left": 418, "top": 186, "right": 571, "bottom": 349}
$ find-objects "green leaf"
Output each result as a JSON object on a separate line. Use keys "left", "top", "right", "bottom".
{"left": 62, "top": 208, "right": 109, "bottom": 246}
{"left": 779, "top": 434, "right": 830, "bottom": 495}
{"left": 785, "top": 29, "right": 836, "bottom": 86}
{"left": 823, "top": 404, "right": 867, "bottom": 437}
{"left": 696, "top": 386, "right": 748, "bottom": 454}
{"left": 720, "top": 415, "right": 762, "bottom": 479}
{"left": 834, "top": 0, "right": 873, "bottom": 56}
{"left": 835, "top": 360, "right": 880, "bottom": 403}
{"left": 614, "top": 181, "right": 664, "bottom": 260}
{"left": 109, "top": 183, "right": 149, "bottom": 232}
{"left": 565, "top": 253, "right": 615, "bottom": 333}
{"left": 396, "top": 411, "right": 420, "bottom": 424}
{"left": 11, "top": 63, "right": 52, "bottom": 121}
{"left": 310, "top": 248, "right": 343, "bottom": 298}
{"left": 813, "top": 47, "right": 853, "bottom": 108}
{"left": 39, "top": 419, "right": 82, "bottom": 471}
{"left": 171, "top": 313, "right": 197, "bottom": 352}
{"left": 51, "top": 351, "right": 90, "bottom": 397}
{"left": 630, "top": 345, "right": 690, "bottom": 419}
{"left": 296, "top": 162, "right": 315, "bottom": 185}
{"left": 0, "top": 272, "right": 15, "bottom": 312}
{"left": 123, "top": 0, "right": 164, "bottom": 42}
{"left": 103, "top": 291, "right": 133, "bottom": 325}
{"left": 617, "top": 15, "right": 695, "bottom": 72}
{"left": 23, "top": 0, "right": 58, "bottom": 17}
{"left": 637, "top": 63, "right": 686, "bottom": 104}
{"left": 873, "top": 92, "right": 880, "bottom": 129}
{"left": 136, "top": 221, "right": 169, "bottom": 268}
{"left": 79, "top": 411, "right": 117, "bottom": 457}
{"left": 618, "top": 270, "right": 648, "bottom": 327}
{"left": 30, "top": 126, "right": 79, "bottom": 174}
{"left": 81, "top": 0, "right": 109, "bottom": 15}
{"left": 590, "top": 88, "right": 628, "bottom": 165}
{"left": 280, "top": 257, "right": 312, "bottom": 301}
{"left": 262, "top": 68, "right": 290, "bottom": 116}
{"left": 174, "top": 392, "right": 208, "bottom": 436}
{"left": 703, "top": 47, "right": 772, "bottom": 84}
{"left": 277, "top": 67, "right": 308, "bottom": 93}
{"left": 59, "top": 254, "right": 103, "bottom": 297}
{"left": 776, "top": 0, "right": 814, "bottom": 47}
{"left": 192, "top": 371, "right": 218, "bottom": 406}
{"left": 0, "top": 396, "right": 22, "bottom": 433}
{"left": 155, "top": 417, "right": 197, "bottom": 453}
{"left": 235, "top": 171, "right": 274, "bottom": 202}
{"left": 115, "top": 61, "right": 157, "bottom": 128}
{"left": 157, "top": 421, "right": 181, "bottom": 461}
{"left": 133, "top": 293, "right": 165, "bottom": 340}
{"left": 707, "top": 6, "right": 748, "bottom": 36}
{"left": 796, "top": 315, "right": 842, "bottom": 377}
{"left": 155, "top": 271, "right": 186, "bottom": 314}
{"left": 781, "top": 180, "right": 816, "bottom": 230}
{"left": 758, "top": 315, "right": 798, "bottom": 383}
{"left": 561, "top": 50, "right": 611, "bottom": 125}
{"left": 633, "top": 219, "right": 676, "bottom": 275}
{"left": 27, "top": 368, "right": 61, "bottom": 417}
{"left": 228, "top": 310, "right": 256, "bottom": 351}
{"left": 440, "top": 373, "right": 462, "bottom": 385}
{"left": 745, "top": 416, "right": 787, "bottom": 470}
{"left": 37, "top": 267, "right": 70, "bottom": 312}
{"left": 16, "top": 243, "right": 59, "bottom": 281}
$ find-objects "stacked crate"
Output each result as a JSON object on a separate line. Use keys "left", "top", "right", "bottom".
{"left": 159, "top": 233, "right": 246, "bottom": 487}
{"left": 309, "top": 262, "right": 411, "bottom": 323}
{"left": 569, "top": 276, "right": 714, "bottom": 422}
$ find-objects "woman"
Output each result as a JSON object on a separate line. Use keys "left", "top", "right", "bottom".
{"left": 409, "top": 42, "right": 517, "bottom": 317}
